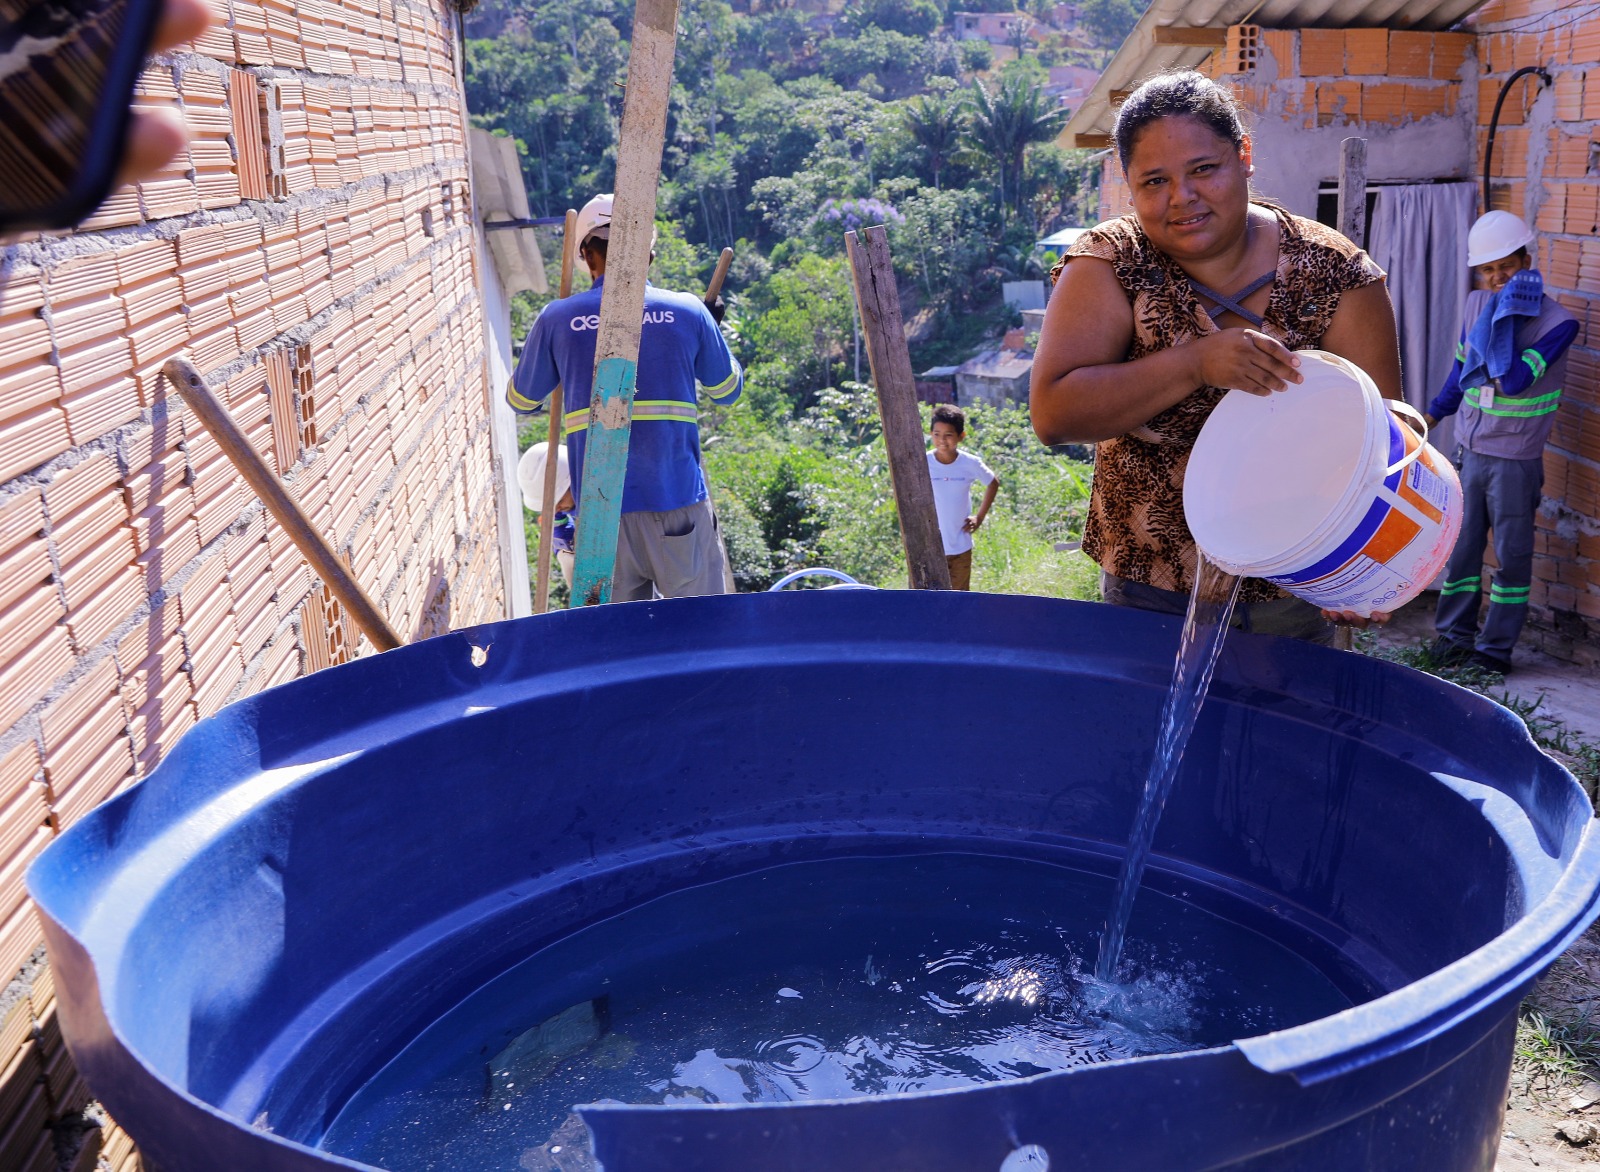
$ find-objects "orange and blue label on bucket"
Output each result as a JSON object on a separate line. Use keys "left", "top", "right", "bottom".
{"left": 1267, "top": 416, "right": 1463, "bottom": 615}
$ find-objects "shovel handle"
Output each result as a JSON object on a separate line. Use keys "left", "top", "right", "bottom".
{"left": 705, "top": 246, "right": 733, "bottom": 304}
{"left": 164, "top": 357, "right": 403, "bottom": 652}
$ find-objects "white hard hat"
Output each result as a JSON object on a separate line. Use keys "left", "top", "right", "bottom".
{"left": 572, "top": 193, "right": 656, "bottom": 251}
{"left": 1467, "top": 211, "right": 1537, "bottom": 267}
{"left": 574, "top": 193, "right": 613, "bottom": 247}
{"left": 517, "top": 442, "right": 570, "bottom": 512}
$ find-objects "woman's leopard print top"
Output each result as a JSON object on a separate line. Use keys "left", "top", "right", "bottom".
{"left": 1057, "top": 203, "right": 1385, "bottom": 601}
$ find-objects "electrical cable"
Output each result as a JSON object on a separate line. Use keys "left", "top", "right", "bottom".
{"left": 1483, "top": 65, "right": 1551, "bottom": 211}
{"left": 1480, "top": 1, "right": 1600, "bottom": 39}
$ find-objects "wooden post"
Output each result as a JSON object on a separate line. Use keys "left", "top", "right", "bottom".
{"left": 570, "top": 0, "right": 680, "bottom": 607}
{"left": 1334, "top": 137, "right": 1367, "bottom": 652}
{"left": 844, "top": 226, "right": 951, "bottom": 590}
{"left": 702, "top": 245, "right": 736, "bottom": 593}
{"left": 163, "top": 357, "right": 404, "bottom": 652}
{"left": 534, "top": 208, "right": 579, "bottom": 614}
{"left": 1336, "top": 137, "right": 1368, "bottom": 248}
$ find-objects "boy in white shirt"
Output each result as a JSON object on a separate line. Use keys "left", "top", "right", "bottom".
{"left": 926, "top": 405, "right": 1000, "bottom": 591}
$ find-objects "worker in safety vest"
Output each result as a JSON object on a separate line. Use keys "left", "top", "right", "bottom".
{"left": 1425, "top": 211, "right": 1578, "bottom": 675}
{"left": 507, "top": 194, "right": 743, "bottom": 600}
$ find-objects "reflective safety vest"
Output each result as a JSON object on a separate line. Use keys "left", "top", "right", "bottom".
{"left": 1455, "top": 288, "right": 1575, "bottom": 461}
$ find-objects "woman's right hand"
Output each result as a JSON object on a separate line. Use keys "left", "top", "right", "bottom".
{"left": 1191, "top": 329, "right": 1304, "bottom": 396}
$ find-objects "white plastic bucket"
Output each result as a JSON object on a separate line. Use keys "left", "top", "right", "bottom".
{"left": 1184, "top": 351, "right": 1463, "bottom": 617}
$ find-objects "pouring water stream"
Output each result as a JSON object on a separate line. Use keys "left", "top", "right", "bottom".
{"left": 1096, "top": 555, "right": 1243, "bottom": 981}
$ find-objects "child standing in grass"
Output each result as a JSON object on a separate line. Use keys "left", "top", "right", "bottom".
{"left": 927, "top": 404, "right": 1000, "bottom": 591}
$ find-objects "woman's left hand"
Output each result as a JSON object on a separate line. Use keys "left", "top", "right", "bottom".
{"left": 1322, "top": 609, "right": 1391, "bottom": 628}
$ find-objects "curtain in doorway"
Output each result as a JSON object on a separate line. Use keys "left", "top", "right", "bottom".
{"left": 1367, "top": 182, "right": 1476, "bottom": 454}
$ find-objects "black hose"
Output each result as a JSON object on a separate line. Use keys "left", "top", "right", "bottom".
{"left": 1483, "top": 66, "right": 1552, "bottom": 212}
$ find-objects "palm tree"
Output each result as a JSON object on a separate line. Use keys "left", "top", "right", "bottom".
{"left": 964, "top": 72, "right": 1070, "bottom": 224}
{"left": 900, "top": 90, "right": 966, "bottom": 191}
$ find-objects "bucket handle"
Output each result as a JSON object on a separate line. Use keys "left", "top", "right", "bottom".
{"left": 1383, "top": 399, "right": 1430, "bottom": 477}
{"left": 768, "top": 567, "right": 863, "bottom": 591}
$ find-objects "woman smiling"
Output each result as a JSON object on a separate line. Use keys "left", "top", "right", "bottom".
{"left": 1030, "top": 71, "right": 1402, "bottom": 641}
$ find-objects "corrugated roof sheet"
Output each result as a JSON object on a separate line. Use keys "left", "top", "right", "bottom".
{"left": 1061, "top": 0, "right": 1489, "bottom": 146}
{"left": 958, "top": 351, "right": 1035, "bottom": 378}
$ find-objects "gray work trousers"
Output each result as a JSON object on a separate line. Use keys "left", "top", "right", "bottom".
{"left": 1435, "top": 450, "right": 1543, "bottom": 659}
{"left": 1100, "top": 571, "right": 1335, "bottom": 645}
{"left": 611, "top": 499, "right": 730, "bottom": 602}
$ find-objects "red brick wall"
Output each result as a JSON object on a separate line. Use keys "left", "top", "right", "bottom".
{"left": 1210, "top": 26, "right": 1470, "bottom": 129}
{"left": 1472, "top": 0, "right": 1600, "bottom": 662}
{"left": 0, "top": 0, "right": 506, "bottom": 1164}
{"left": 1095, "top": 27, "right": 1472, "bottom": 223}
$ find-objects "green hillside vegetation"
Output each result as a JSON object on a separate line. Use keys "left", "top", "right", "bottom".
{"left": 469, "top": 0, "right": 1117, "bottom": 595}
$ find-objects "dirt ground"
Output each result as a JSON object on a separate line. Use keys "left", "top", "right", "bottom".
{"left": 1364, "top": 596, "right": 1600, "bottom": 1170}
{"left": 1499, "top": 924, "right": 1600, "bottom": 1170}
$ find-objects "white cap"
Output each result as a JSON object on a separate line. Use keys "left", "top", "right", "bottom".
{"left": 517, "top": 442, "right": 570, "bottom": 512}
{"left": 1467, "top": 211, "right": 1537, "bottom": 267}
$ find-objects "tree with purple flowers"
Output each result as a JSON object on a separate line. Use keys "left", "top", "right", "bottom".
{"left": 809, "top": 197, "right": 906, "bottom": 253}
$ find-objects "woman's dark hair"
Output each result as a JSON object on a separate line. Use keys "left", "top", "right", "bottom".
{"left": 1114, "top": 70, "right": 1247, "bottom": 172}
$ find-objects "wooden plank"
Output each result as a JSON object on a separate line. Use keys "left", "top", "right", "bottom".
{"left": 703, "top": 246, "right": 736, "bottom": 594}
{"left": 534, "top": 208, "right": 578, "bottom": 615}
{"left": 844, "top": 226, "right": 951, "bottom": 591}
{"left": 570, "top": 0, "right": 681, "bottom": 607}
{"left": 1336, "top": 136, "right": 1369, "bottom": 248}
{"left": 1074, "top": 133, "right": 1113, "bottom": 149}
{"left": 1152, "top": 26, "right": 1228, "bottom": 46}
{"left": 163, "top": 357, "right": 403, "bottom": 652}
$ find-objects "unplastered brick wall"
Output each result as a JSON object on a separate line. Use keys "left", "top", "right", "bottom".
{"left": 1200, "top": 27, "right": 1471, "bottom": 128}
{"left": 0, "top": 0, "right": 506, "bottom": 1164}
{"left": 1096, "top": 26, "right": 1473, "bottom": 227}
{"left": 1470, "top": 0, "right": 1600, "bottom": 663}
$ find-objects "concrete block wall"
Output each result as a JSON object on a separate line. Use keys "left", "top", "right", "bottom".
{"left": 0, "top": 0, "right": 507, "bottom": 1164}
{"left": 1470, "top": 0, "right": 1600, "bottom": 664}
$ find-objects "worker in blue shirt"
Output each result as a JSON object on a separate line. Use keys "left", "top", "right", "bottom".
{"left": 1425, "top": 211, "right": 1578, "bottom": 675}
{"left": 508, "top": 194, "right": 743, "bottom": 600}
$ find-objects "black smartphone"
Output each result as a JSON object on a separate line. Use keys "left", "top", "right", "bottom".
{"left": 0, "top": 0, "right": 166, "bottom": 233}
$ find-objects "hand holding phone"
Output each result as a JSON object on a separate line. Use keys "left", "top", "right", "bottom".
{"left": 0, "top": 0, "right": 211, "bottom": 233}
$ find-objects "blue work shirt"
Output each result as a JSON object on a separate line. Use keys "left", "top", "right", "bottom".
{"left": 508, "top": 278, "right": 742, "bottom": 514}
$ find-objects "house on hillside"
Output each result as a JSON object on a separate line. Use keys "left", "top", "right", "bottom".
{"left": 1045, "top": 3, "right": 1083, "bottom": 31}
{"left": 1060, "top": 0, "right": 1600, "bottom": 664}
{"left": 1046, "top": 63, "right": 1101, "bottom": 108}
{"left": 1037, "top": 226, "right": 1090, "bottom": 256}
{"left": 954, "top": 11, "right": 1038, "bottom": 47}
{"left": 956, "top": 333, "right": 1035, "bottom": 405}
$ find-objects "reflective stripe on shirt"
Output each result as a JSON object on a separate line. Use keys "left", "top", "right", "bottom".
{"left": 564, "top": 399, "right": 699, "bottom": 435}
{"left": 705, "top": 362, "right": 742, "bottom": 402}
{"left": 508, "top": 377, "right": 539, "bottom": 412}
{"left": 1463, "top": 386, "right": 1562, "bottom": 417}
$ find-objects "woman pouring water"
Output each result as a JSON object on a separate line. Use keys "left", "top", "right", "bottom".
{"left": 1031, "top": 71, "right": 1403, "bottom": 641}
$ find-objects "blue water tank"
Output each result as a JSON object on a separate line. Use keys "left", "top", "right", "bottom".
{"left": 27, "top": 592, "right": 1600, "bottom": 1171}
